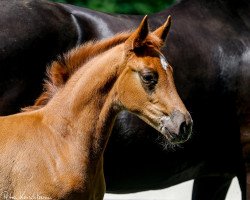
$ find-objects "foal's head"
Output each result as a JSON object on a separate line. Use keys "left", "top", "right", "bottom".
{"left": 116, "top": 16, "right": 192, "bottom": 144}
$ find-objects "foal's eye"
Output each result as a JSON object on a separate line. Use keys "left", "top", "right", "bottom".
{"left": 142, "top": 74, "right": 155, "bottom": 82}
{"left": 139, "top": 70, "right": 158, "bottom": 90}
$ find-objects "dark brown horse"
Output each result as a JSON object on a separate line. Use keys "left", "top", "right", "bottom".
{"left": 0, "top": 17, "right": 192, "bottom": 199}
{"left": 0, "top": 0, "right": 249, "bottom": 199}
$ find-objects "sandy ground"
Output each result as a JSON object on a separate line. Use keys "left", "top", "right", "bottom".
{"left": 104, "top": 177, "right": 241, "bottom": 200}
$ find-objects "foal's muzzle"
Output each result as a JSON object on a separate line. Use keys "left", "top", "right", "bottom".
{"left": 161, "top": 110, "right": 193, "bottom": 144}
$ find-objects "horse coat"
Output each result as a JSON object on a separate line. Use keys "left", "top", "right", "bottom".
{"left": 0, "top": 0, "right": 249, "bottom": 199}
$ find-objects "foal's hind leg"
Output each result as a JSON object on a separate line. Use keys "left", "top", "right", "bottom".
{"left": 192, "top": 176, "right": 233, "bottom": 200}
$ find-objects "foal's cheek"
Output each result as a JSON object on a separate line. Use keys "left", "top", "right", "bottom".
{"left": 118, "top": 75, "right": 148, "bottom": 110}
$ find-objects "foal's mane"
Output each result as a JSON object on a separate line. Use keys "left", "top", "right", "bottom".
{"left": 23, "top": 31, "right": 162, "bottom": 112}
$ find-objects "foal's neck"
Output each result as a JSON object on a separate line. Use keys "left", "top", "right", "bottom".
{"left": 43, "top": 44, "right": 124, "bottom": 160}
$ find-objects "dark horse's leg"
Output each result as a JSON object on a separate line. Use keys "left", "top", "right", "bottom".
{"left": 237, "top": 161, "right": 246, "bottom": 200}
{"left": 192, "top": 176, "right": 234, "bottom": 200}
{"left": 246, "top": 170, "right": 250, "bottom": 200}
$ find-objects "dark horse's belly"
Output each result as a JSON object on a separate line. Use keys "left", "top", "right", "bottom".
{"left": 0, "top": 0, "right": 250, "bottom": 199}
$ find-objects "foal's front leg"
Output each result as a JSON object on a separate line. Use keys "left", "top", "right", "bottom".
{"left": 94, "top": 157, "right": 106, "bottom": 200}
{"left": 84, "top": 157, "right": 106, "bottom": 200}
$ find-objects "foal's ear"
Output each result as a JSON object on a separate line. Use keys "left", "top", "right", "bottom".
{"left": 153, "top": 15, "right": 171, "bottom": 43}
{"left": 125, "top": 15, "right": 149, "bottom": 51}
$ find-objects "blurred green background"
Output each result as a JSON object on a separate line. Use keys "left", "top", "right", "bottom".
{"left": 50, "top": 0, "right": 176, "bottom": 14}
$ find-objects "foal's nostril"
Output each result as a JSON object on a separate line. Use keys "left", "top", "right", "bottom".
{"left": 178, "top": 121, "right": 192, "bottom": 140}
{"left": 180, "top": 121, "right": 187, "bottom": 134}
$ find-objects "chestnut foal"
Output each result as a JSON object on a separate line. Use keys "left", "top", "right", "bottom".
{"left": 0, "top": 16, "right": 192, "bottom": 200}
